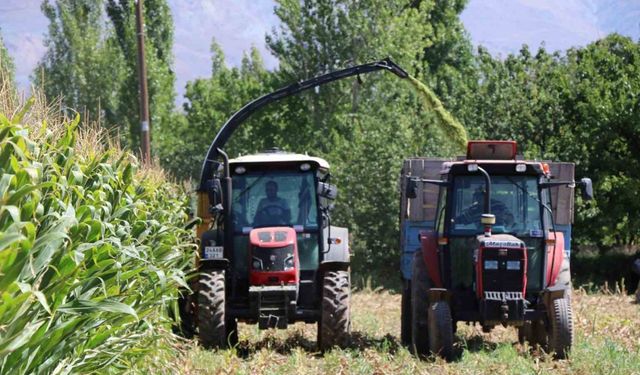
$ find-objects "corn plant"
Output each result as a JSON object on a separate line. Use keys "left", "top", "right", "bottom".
{"left": 0, "top": 108, "right": 195, "bottom": 374}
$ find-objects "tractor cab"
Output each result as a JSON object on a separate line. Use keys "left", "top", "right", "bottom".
{"left": 401, "top": 140, "right": 593, "bottom": 359}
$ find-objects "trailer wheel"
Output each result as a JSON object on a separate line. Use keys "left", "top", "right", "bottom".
{"left": 548, "top": 297, "right": 573, "bottom": 359}
{"left": 198, "top": 269, "right": 236, "bottom": 348}
{"left": 428, "top": 301, "right": 454, "bottom": 360}
{"left": 318, "top": 270, "right": 351, "bottom": 351}
{"left": 411, "top": 251, "right": 430, "bottom": 357}
{"left": 401, "top": 279, "right": 412, "bottom": 347}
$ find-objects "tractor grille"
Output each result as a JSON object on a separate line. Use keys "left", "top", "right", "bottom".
{"left": 480, "top": 247, "right": 526, "bottom": 294}
{"left": 251, "top": 245, "right": 294, "bottom": 272}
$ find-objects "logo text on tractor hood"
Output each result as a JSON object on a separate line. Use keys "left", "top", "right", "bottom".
{"left": 483, "top": 240, "right": 522, "bottom": 248}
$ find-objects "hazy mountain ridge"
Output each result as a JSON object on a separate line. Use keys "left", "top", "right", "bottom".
{"left": 1, "top": 0, "right": 638, "bottom": 95}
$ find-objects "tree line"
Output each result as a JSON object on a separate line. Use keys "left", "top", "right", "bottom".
{"left": 1, "top": 0, "right": 638, "bottom": 279}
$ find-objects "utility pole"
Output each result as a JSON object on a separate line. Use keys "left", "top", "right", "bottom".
{"left": 135, "top": 0, "right": 151, "bottom": 164}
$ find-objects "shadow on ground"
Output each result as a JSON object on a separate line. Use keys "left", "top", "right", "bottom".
{"left": 234, "top": 330, "right": 401, "bottom": 359}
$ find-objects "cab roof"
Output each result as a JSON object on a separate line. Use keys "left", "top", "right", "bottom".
{"left": 229, "top": 151, "right": 330, "bottom": 170}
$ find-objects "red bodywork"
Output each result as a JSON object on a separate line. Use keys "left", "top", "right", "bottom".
{"left": 419, "top": 230, "right": 443, "bottom": 288}
{"left": 248, "top": 227, "right": 299, "bottom": 286}
{"left": 545, "top": 231, "right": 565, "bottom": 287}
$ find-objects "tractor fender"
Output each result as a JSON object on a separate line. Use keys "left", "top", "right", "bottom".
{"left": 419, "top": 230, "right": 442, "bottom": 287}
{"left": 322, "top": 226, "right": 350, "bottom": 264}
{"left": 546, "top": 231, "right": 565, "bottom": 287}
{"left": 319, "top": 260, "right": 350, "bottom": 272}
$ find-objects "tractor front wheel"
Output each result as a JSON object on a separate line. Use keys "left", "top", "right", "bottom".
{"left": 547, "top": 297, "right": 573, "bottom": 359}
{"left": 198, "top": 269, "right": 237, "bottom": 348}
{"left": 428, "top": 301, "right": 454, "bottom": 360}
{"left": 518, "top": 320, "right": 547, "bottom": 348}
{"left": 318, "top": 270, "right": 351, "bottom": 351}
{"left": 411, "top": 251, "right": 431, "bottom": 357}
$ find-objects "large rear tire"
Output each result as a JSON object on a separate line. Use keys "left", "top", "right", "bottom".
{"left": 428, "top": 301, "right": 454, "bottom": 360}
{"left": 318, "top": 270, "right": 351, "bottom": 351}
{"left": 411, "top": 251, "right": 431, "bottom": 357}
{"left": 400, "top": 279, "right": 412, "bottom": 347}
{"left": 198, "top": 269, "right": 236, "bottom": 348}
{"left": 555, "top": 256, "right": 572, "bottom": 303}
{"left": 547, "top": 297, "right": 573, "bottom": 359}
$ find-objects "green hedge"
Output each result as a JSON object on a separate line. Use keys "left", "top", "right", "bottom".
{"left": 0, "top": 109, "right": 194, "bottom": 373}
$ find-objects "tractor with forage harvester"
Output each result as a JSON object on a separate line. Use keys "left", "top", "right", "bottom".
{"left": 399, "top": 140, "right": 593, "bottom": 359}
{"left": 177, "top": 59, "right": 410, "bottom": 350}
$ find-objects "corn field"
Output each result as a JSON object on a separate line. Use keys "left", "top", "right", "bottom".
{"left": 0, "top": 91, "right": 195, "bottom": 374}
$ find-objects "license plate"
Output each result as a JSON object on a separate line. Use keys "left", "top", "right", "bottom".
{"left": 204, "top": 246, "right": 224, "bottom": 259}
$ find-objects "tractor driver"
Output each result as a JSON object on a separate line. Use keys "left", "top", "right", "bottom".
{"left": 455, "top": 187, "right": 514, "bottom": 230}
{"left": 253, "top": 180, "right": 292, "bottom": 226}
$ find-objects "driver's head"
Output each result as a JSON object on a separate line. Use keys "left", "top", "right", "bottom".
{"left": 265, "top": 180, "right": 278, "bottom": 199}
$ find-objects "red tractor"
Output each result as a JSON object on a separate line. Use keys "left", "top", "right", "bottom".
{"left": 400, "top": 140, "right": 593, "bottom": 359}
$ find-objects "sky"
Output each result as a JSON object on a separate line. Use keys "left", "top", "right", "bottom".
{"left": 1, "top": 0, "right": 639, "bottom": 100}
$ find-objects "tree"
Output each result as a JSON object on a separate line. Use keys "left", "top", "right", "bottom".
{"left": 106, "top": 0, "right": 176, "bottom": 150}
{"left": 34, "top": 0, "right": 123, "bottom": 125}
{"left": 157, "top": 42, "right": 276, "bottom": 180}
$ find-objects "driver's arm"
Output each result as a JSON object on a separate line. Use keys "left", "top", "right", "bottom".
{"left": 253, "top": 198, "right": 267, "bottom": 223}
{"left": 281, "top": 198, "right": 292, "bottom": 223}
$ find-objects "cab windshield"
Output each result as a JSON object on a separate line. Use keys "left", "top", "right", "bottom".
{"left": 450, "top": 175, "right": 542, "bottom": 237}
{"left": 231, "top": 170, "right": 319, "bottom": 232}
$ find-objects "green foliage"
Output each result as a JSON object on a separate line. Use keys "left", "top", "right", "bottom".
{"left": 0, "top": 106, "right": 194, "bottom": 373}
{"left": 462, "top": 35, "right": 640, "bottom": 249}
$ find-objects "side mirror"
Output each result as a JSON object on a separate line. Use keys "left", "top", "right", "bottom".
{"left": 207, "top": 178, "right": 223, "bottom": 206}
{"left": 406, "top": 177, "right": 418, "bottom": 199}
{"left": 579, "top": 177, "right": 594, "bottom": 201}
{"left": 318, "top": 182, "right": 338, "bottom": 200}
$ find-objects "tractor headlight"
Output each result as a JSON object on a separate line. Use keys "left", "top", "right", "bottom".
{"left": 506, "top": 260, "right": 521, "bottom": 270}
{"left": 484, "top": 260, "right": 499, "bottom": 270}
{"left": 284, "top": 256, "right": 294, "bottom": 270}
{"left": 252, "top": 257, "right": 263, "bottom": 270}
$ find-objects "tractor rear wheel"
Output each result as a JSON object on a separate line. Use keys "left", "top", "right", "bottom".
{"left": 428, "top": 301, "right": 454, "bottom": 360}
{"left": 198, "top": 269, "right": 236, "bottom": 348}
{"left": 547, "top": 297, "right": 573, "bottom": 359}
{"left": 411, "top": 251, "right": 431, "bottom": 357}
{"left": 555, "top": 256, "right": 573, "bottom": 303}
{"left": 400, "top": 279, "right": 412, "bottom": 347}
{"left": 318, "top": 270, "right": 351, "bottom": 351}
